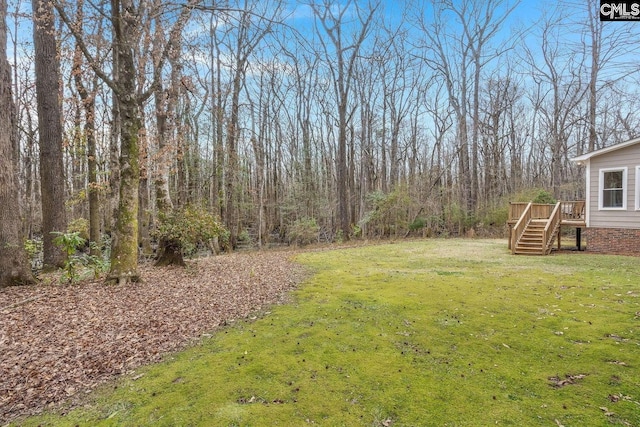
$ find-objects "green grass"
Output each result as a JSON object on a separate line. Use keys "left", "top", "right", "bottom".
{"left": 18, "top": 239, "right": 640, "bottom": 426}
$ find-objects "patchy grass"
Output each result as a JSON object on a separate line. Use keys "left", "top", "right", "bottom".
{"left": 16, "top": 239, "right": 640, "bottom": 426}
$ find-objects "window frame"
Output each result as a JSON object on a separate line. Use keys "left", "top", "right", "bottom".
{"left": 636, "top": 166, "right": 640, "bottom": 211}
{"left": 599, "top": 167, "right": 627, "bottom": 210}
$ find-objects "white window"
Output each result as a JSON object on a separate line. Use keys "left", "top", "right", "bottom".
{"left": 599, "top": 167, "right": 627, "bottom": 210}
{"left": 636, "top": 166, "right": 640, "bottom": 210}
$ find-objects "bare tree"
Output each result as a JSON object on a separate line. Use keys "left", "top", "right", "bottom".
{"left": 414, "top": 0, "right": 518, "bottom": 217}
{"left": 582, "top": 0, "right": 640, "bottom": 152}
{"left": 217, "top": 0, "right": 281, "bottom": 249}
{"left": 311, "top": 0, "right": 379, "bottom": 240}
{"left": 523, "top": 10, "right": 587, "bottom": 197}
{"left": 57, "top": 0, "right": 197, "bottom": 283}
{"left": 33, "top": 0, "right": 66, "bottom": 269}
{"left": 152, "top": 0, "right": 176, "bottom": 215}
{"left": 0, "top": 0, "right": 34, "bottom": 286}
{"left": 71, "top": 0, "right": 103, "bottom": 256}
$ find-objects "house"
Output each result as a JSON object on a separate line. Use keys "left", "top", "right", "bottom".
{"left": 571, "top": 136, "right": 640, "bottom": 255}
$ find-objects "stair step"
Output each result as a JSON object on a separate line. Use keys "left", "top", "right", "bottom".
{"left": 518, "top": 244, "right": 543, "bottom": 249}
{"left": 515, "top": 218, "right": 550, "bottom": 255}
{"left": 512, "top": 205, "right": 564, "bottom": 256}
{"left": 514, "top": 251, "right": 544, "bottom": 255}
{"left": 521, "top": 234, "right": 543, "bottom": 239}
{"left": 515, "top": 243, "right": 544, "bottom": 248}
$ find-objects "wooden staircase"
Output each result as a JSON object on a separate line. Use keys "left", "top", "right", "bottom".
{"left": 509, "top": 200, "right": 586, "bottom": 255}
{"left": 510, "top": 202, "right": 562, "bottom": 255}
{"left": 514, "top": 219, "right": 555, "bottom": 255}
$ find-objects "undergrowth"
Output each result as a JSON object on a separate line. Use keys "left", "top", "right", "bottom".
{"left": 17, "top": 239, "right": 640, "bottom": 426}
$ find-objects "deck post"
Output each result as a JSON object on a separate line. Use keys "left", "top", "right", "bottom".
{"left": 576, "top": 227, "right": 582, "bottom": 251}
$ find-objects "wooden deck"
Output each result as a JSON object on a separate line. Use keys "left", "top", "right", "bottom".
{"left": 508, "top": 201, "right": 586, "bottom": 255}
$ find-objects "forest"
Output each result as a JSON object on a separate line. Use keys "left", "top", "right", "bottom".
{"left": 1, "top": 0, "right": 640, "bottom": 286}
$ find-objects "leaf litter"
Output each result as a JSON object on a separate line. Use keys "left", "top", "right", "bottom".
{"left": 548, "top": 373, "right": 587, "bottom": 388}
{"left": 0, "top": 250, "right": 306, "bottom": 423}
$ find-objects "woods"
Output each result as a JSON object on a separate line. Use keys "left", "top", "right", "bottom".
{"left": 0, "top": 0, "right": 33, "bottom": 286}
{"left": 2, "top": 0, "right": 640, "bottom": 285}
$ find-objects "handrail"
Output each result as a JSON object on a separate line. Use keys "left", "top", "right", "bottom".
{"left": 543, "top": 202, "right": 562, "bottom": 254}
{"left": 511, "top": 202, "right": 532, "bottom": 254}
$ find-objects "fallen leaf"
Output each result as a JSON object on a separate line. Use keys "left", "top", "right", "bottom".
{"left": 0, "top": 251, "right": 306, "bottom": 422}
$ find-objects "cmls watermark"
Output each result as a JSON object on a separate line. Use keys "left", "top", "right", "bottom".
{"left": 600, "top": 1, "right": 640, "bottom": 20}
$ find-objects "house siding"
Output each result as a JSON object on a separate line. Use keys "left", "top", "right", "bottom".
{"left": 587, "top": 144, "right": 640, "bottom": 229}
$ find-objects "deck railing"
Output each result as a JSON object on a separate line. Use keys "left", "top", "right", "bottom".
{"left": 560, "top": 200, "right": 585, "bottom": 221}
{"left": 510, "top": 202, "right": 532, "bottom": 254}
{"left": 509, "top": 202, "right": 554, "bottom": 221}
{"left": 543, "top": 202, "right": 562, "bottom": 254}
{"left": 509, "top": 201, "right": 585, "bottom": 222}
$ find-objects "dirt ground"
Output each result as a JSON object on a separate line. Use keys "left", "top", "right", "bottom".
{"left": 0, "top": 250, "right": 306, "bottom": 423}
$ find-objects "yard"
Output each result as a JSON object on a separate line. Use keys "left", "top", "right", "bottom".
{"left": 5, "top": 239, "right": 640, "bottom": 426}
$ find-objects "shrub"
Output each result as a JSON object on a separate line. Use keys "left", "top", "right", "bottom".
{"left": 52, "top": 231, "right": 86, "bottom": 284}
{"left": 532, "top": 189, "right": 556, "bottom": 204}
{"left": 477, "top": 206, "right": 508, "bottom": 227}
{"left": 153, "top": 205, "right": 227, "bottom": 265}
{"left": 511, "top": 188, "right": 557, "bottom": 204}
{"left": 67, "top": 218, "right": 90, "bottom": 242}
{"left": 409, "top": 217, "right": 426, "bottom": 232}
{"left": 288, "top": 217, "right": 319, "bottom": 246}
{"left": 24, "top": 238, "right": 42, "bottom": 262}
{"left": 360, "top": 186, "right": 413, "bottom": 238}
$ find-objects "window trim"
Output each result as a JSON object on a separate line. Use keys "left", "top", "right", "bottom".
{"left": 599, "top": 167, "right": 627, "bottom": 210}
{"left": 636, "top": 166, "right": 640, "bottom": 211}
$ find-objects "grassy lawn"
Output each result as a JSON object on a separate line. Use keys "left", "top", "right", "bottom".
{"left": 19, "top": 239, "right": 640, "bottom": 426}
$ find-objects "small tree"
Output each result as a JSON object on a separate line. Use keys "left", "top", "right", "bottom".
{"left": 153, "top": 205, "right": 227, "bottom": 266}
{"left": 532, "top": 189, "right": 556, "bottom": 205}
{"left": 52, "top": 231, "right": 85, "bottom": 284}
{"left": 360, "top": 187, "right": 413, "bottom": 238}
{"left": 287, "top": 217, "right": 319, "bottom": 246}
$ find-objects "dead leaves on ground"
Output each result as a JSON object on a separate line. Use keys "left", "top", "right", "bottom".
{"left": 0, "top": 251, "right": 305, "bottom": 423}
{"left": 548, "top": 373, "right": 587, "bottom": 388}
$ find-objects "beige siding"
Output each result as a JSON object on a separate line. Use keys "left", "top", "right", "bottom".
{"left": 589, "top": 144, "right": 640, "bottom": 229}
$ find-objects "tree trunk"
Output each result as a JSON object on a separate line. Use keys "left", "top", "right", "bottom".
{"left": 108, "top": 86, "right": 121, "bottom": 236}
{"left": 0, "top": 0, "right": 34, "bottom": 286}
{"left": 210, "top": 30, "right": 224, "bottom": 218}
{"left": 86, "top": 95, "right": 101, "bottom": 256}
{"left": 33, "top": 0, "right": 66, "bottom": 269}
{"left": 107, "top": 91, "right": 141, "bottom": 284}
{"left": 106, "top": 0, "right": 141, "bottom": 284}
{"left": 73, "top": 21, "right": 101, "bottom": 257}
{"left": 138, "top": 172, "right": 152, "bottom": 255}
{"left": 225, "top": 75, "right": 240, "bottom": 249}
{"left": 587, "top": 0, "right": 601, "bottom": 153}
{"left": 154, "top": 84, "right": 174, "bottom": 213}
{"left": 337, "top": 98, "right": 350, "bottom": 239}
{"left": 155, "top": 239, "right": 185, "bottom": 267}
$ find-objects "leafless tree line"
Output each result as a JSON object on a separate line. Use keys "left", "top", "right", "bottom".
{"left": 2, "top": 0, "right": 639, "bottom": 285}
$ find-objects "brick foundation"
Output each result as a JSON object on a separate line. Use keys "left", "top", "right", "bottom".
{"left": 585, "top": 227, "right": 640, "bottom": 255}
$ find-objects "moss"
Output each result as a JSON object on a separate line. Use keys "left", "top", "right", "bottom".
{"left": 105, "top": 93, "right": 141, "bottom": 285}
{"left": 19, "top": 239, "right": 640, "bottom": 426}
